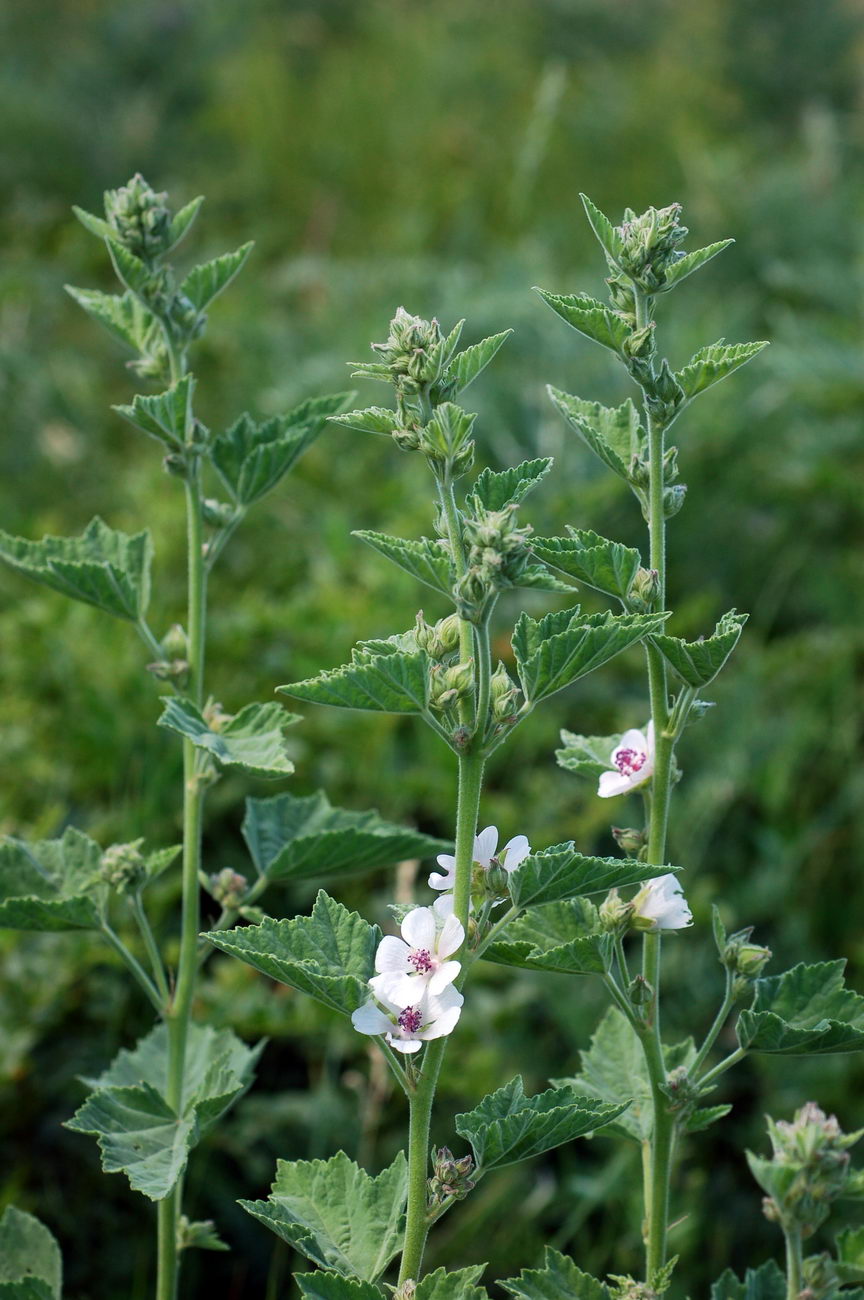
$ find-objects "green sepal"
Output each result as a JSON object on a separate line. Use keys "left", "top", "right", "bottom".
{"left": 413, "top": 1266, "right": 489, "bottom": 1300}
{"left": 501, "top": 1246, "right": 610, "bottom": 1300}
{"left": 466, "top": 458, "right": 553, "bottom": 513}
{"left": 554, "top": 1008, "right": 695, "bottom": 1142}
{"left": 0, "top": 516, "right": 152, "bottom": 622}
{"left": 512, "top": 605, "right": 668, "bottom": 704}
{"left": 113, "top": 375, "right": 194, "bottom": 449}
{"left": 446, "top": 330, "right": 513, "bottom": 394}
{"left": 329, "top": 407, "right": 398, "bottom": 436}
{"left": 352, "top": 531, "right": 452, "bottom": 594}
{"left": 659, "top": 240, "right": 734, "bottom": 292}
{"left": 534, "top": 289, "right": 631, "bottom": 355}
{"left": 66, "top": 1023, "right": 261, "bottom": 1200}
{"left": 242, "top": 789, "right": 450, "bottom": 884}
{"left": 484, "top": 900, "right": 612, "bottom": 976}
{"left": 455, "top": 1076, "right": 627, "bottom": 1172}
{"left": 579, "top": 194, "right": 625, "bottom": 272}
{"left": 546, "top": 389, "right": 642, "bottom": 482}
{"left": 65, "top": 286, "right": 160, "bottom": 356}
{"left": 211, "top": 393, "right": 353, "bottom": 506}
{"left": 675, "top": 340, "right": 769, "bottom": 407}
{"left": 204, "top": 890, "right": 380, "bottom": 1016}
{"left": 710, "top": 1260, "right": 786, "bottom": 1300}
{"left": 0, "top": 828, "right": 105, "bottom": 931}
{"left": 532, "top": 532, "right": 642, "bottom": 602}
{"left": 555, "top": 731, "right": 621, "bottom": 782}
{"left": 179, "top": 242, "right": 254, "bottom": 312}
{"left": 294, "top": 1274, "right": 384, "bottom": 1300}
{"left": 0, "top": 1208, "right": 62, "bottom": 1300}
{"left": 737, "top": 960, "right": 864, "bottom": 1054}
{"left": 507, "top": 843, "right": 674, "bottom": 910}
{"left": 652, "top": 610, "right": 747, "bottom": 688}
{"left": 279, "top": 646, "right": 431, "bottom": 715}
{"left": 158, "top": 698, "right": 298, "bottom": 780}
{"left": 239, "top": 1150, "right": 407, "bottom": 1282}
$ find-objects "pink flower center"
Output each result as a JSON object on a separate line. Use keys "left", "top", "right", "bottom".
{"left": 397, "top": 1006, "right": 423, "bottom": 1034}
{"left": 615, "top": 747, "right": 646, "bottom": 777}
{"left": 408, "top": 947, "right": 434, "bottom": 973}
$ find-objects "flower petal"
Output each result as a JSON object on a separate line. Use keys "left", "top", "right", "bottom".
{"left": 387, "top": 1033, "right": 423, "bottom": 1054}
{"left": 372, "top": 971, "right": 420, "bottom": 1007}
{"left": 501, "top": 834, "right": 531, "bottom": 872}
{"left": 351, "top": 1001, "right": 393, "bottom": 1036}
{"left": 436, "top": 913, "right": 465, "bottom": 957}
{"left": 598, "top": 769, "right": 635, "bottom": 798}
{"left": 401, "top": 906, "right": 436, "bottom": 951}
{"left": 428, "top": 960, "right": 461, "bottom": 994}
{"left": 375, "top": 935, "right": 411, "bottom": 974}
{"left": 428, "top": 867, "right": 455, "bottom": 891}
{"left": 474, "top": 825, "right": 499, "bottom": 866}
{"left": 420, "top": 1005, "right": 462, "bottom": 1040}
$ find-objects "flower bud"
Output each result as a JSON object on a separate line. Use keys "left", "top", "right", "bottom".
{"left": 612, "top": 826, "right": 647, "bottom": 856}
{"left": 628, "top": 974, "right": 653, "bottom": 1006}
{"left": 163, "top": 453, "right": 189, "bottom": 478}
{"left": 104, "top": 174, "right": 172, "bottom": 263}
{"left": 100, "top": 839, "right": 147, "bottom": 892}
{"left": 427, "top": 1145, "right": 475, "bottom": 1207}
{"left": 203, "top": 700, "right": 233, "bottom": 733}
{"left": 627, "top": 568, "right": 661, "bottom": 613}
{"left": 202, "top": 499, "right": 234, "bottom": 529}
{"left": 147, "top": 658, "right": 190, "bottom": 688}
{"left": 622, "top": 323, "right": 655, "bottom": 360}
{"left": 209, "top": 868, "right": 249, "bottom": 909}
{"left": 748, "top": 1103, "right": 863, "bottom": 1238}
{"left": 599, "top": 888, "right": 633, "bottom": 934}
{"left": 161, "top": 624, "right": 188, "bottom": 661}
{"left": 392, "top": 1284, "right": 417, "bottom": 1300}
{"left": 489, "top": 663, "right": 519, "bottom": 722}
{"left": 663, "top": 484, "right": 687, "bottom": 518}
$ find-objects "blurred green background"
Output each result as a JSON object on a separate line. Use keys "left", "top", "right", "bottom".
{"left": 2, "top": 0, "right": 864, "bottom": 1295}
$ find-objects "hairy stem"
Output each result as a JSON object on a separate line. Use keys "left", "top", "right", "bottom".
{"left": 100, "top": 922, "right": 163, "bottom": 1015}
{"left": 785, "top": 1227, "right": 803, "bottom": 1300}
{"left": 691, "top": 967, "right": 735, "bottom": 1079}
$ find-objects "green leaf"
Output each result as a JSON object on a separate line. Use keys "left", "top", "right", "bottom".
{"left": 737, "top": 960, "right": 864, "bottom": 1054}
{"left": 71, "top": 203, "right": 116, "bottom": 241}
{"left": 0, "top": 828, "right": 105, "bottom": 931}
{"left": 0, "top": 1208, "right": 62, "bottom": 1300}
{"left": 415, "top": 1266, "right": 489, "bottom": 1300}
{"left": 352, "top": 531, "right": 452, "bottom": 594}
{"left": 180, "top": 242, "right": 254, "bottom": 311}
{"left": 205, "top": 891, "right": 380, "bottom": 1016}
{"left": 466, "top": 458, "right": 553, "bottom": 512}
{"left": 507, "top": 843, "right": 674, "bottom": 911}
{"left": 66, "top": 1023, "right": 260, "bottom": 1200}
{"left": 836, "top": 1226, "right": 864, "bottom": 1284}
{"left": 532, "top": 532, "right": 642, "bottom": 601}
{"left": 682, "top": 1104, "right": 733, "bottom": 1135}
{"left": 660, "top": 239, "right": 734, "bottom": 291}
{"left": 580, "top": 194, "right": 625, "bottom": 270}
{"left": 456, "top": 1076, "right": 627, "bottom": 1171}
{"left": 555, "top": 731, "right": 621, "bottom": 782}
{"left": 239, "top": 1150, "right": 407, "bottom": 1282}
{"left": 484, "top": 900, "right": 612, "bottom": 976}
{"left": 330, "top": 407, "right": 398, "bottom": 436}
{"left": 178, "top": 1218, "right": 229, "bottom": 1252}
{"left": 515, "top": 566, "right": 573, "bottom": 595}
{"left": 0, "top": 516, "right": 152, "bottom": 622}
{"left": 113, "top": 375, "right": 194, "bottom": 449}
{"left": 295, "top": 1275, "right": 384, "bottom": 1300}
{"left": 279, "top": 648, "right": 431, "bottom": 714}
{"left": 512, "top": 605, "right": 668, "bottom": 704}
{"left": 502, "top": 1246, "right": 610, "bottom": 1300}
{"left": 107, "top": 241, "right": 151, "bottom": 297}
{"left": 65, "top": 286, "right": 159, "bottom": 355}
{"left": 242, "top": 790, "right": 450, "bottom": 883}
{"left": 535, "top": 289, "right": 631, "bottom": 355}
{"left": 710, "top": 1261, "right": 786, "bottom": 1300}
{"left": 554, "top": 1008, "right": 695, "bottom": 1143}
{"left": 446, "top": 330, "right": 513, "bottom": 394}
{"left": 675, "top": 340, "right": 768, "bottom": 405}
{"left": 158, "top": 698, "right": 298, "bottom": 780}
{"left": 547, "top": 389, "right": 642, "bottom": 481}
{"left": 652, "top": 610, "right": 748, "bottom": 688}
{"left": 166, "top": 196, "right": 204, "bottom": 251}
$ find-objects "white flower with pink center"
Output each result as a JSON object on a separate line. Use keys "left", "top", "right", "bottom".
{"left": 632, "top": 873, "right": 692, "bottom": 932}
{"left": 351, "top": 982, "right": 463, "bottom": 1054}
{"left": 369, "top": 905, "right": 464, "bottom": 1008}
{"left": 597, "top": 721, "right": 655, "bottom": 798}
{"left": 428, "top": 825, "right": 531, "bottom": 893}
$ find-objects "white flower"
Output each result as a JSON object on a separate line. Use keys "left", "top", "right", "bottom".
{"left": 351, "top": 982, "right": 463, "bottom": 1054}
{"left": 369, "top": 905, "right": 464, "bottom": 1008}
{"left": 597, "top": 721, "right": 655, "bottom": 798}
{"left": 632, "top": 873, "right": 692, "bottom": 932}
{"left": 428, "top": 825, "right": 531, "bottom": 892}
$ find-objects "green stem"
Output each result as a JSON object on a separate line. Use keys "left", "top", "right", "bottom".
{"left": 785, "top": 1227, "right": 803, "bottom": 1300}
{"left": 398, "top": 751, "right": 485, "bottom": 1286}
{"left": 130, "top": 893, "right": 170, "bottom": 1005}
{"left": 691, "top": 968, "right": 735, "bottom": 1079}
{"left": 100, "top": 922, "right": 163, "bottom": 1015}
{"left": 472, "top": 618, "right": 493, "bottom": 745}
{"left": 698, "top": 1046, "right": 746, "bottom": 1091}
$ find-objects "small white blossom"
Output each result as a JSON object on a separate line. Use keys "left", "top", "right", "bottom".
{"left": 369, "top": 905, "right": 464, "bottom": 1008}
{"left": 351, "top": 982, "right": 463, "bottom": 1054}
{"left": 632, "top": 873, "right": 692, "bottom": 932}
{"left": 429, "top": 825, "right": 531, "bottom": 892}
{"left": 598, "top": 722, "right": 655, "bottom": 798}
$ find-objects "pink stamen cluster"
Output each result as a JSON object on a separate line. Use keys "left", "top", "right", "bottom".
{"left": 408, "top": 947, "right": 434, "bottom": 972}
{"left": 615, "top": 747, "right": 646, "bottom": 777}
{"left": 398, "top": 1006, "right": 423, "bottom": 1034}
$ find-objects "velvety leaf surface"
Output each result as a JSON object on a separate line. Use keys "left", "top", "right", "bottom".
{"left": 0, "top": 1208, "right": 61, "bottom": 1299}
{"left": 507, "top": 843, "right": 674, "bottom": 910}
{"left": 158, "top": 698, "right": 298, "bottom": 779}
{"left": 446, "top": 330, "right": 512, "bottom": 393}
{"left": 546, "top": 389, "right": 642, "bottom": 480}
{"left": 414, "top": 1266, "right": 489, "bottom": 1299}
{"left": 0, "top": 828, "right": 104, "bottom": 931}
{"left": 295, "top": 1274, "right": 384, "bottom": 1300}
{"left": 501, "top": 1247, "right": 611, "bottom": 1300}
{"left": 180, "top": 242, "right": 254, "bottom": 311}
{"left": 710, "top": 1261, "right": 786, "bottom": 1300}
{"left": 512, "top": 606, "right": 667, "bottom": 704}
{"left": 555, "top": 731, "right": 622, "bottom": 782}
{"left": 467, "top": 458, "right": 553, "bottom": 512}
{"left": 652, "top": 610, "right": 747, "bottom": 687}
{"left": 535, "top": 290, "right": 631, "bottom": 354}
{"left": 660, "top": 239, "right": 734, "bottom": 290}
{"left": 280, "top": 648, "right": 431, "bottom": 714}
{"left": 484, "top": 900, "right": 612, "bottom": 975}
{"left": 352, "top": 531, "right": 452, "bottom": 593}
{"left": 113, "top": 375, "right": 193, "bottom": 448}
{"left": 737, "top": 960, "right": 864, "bottom": 1054}
{"left": 675, "top": 340, "right": 768, "bottom": 405}
{"left": 532, "top": 532, "right": 642, "bottom": 601}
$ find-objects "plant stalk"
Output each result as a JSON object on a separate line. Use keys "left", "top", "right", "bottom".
{"left": 785, "top": 1227, "right": 803, "bottom": 1300}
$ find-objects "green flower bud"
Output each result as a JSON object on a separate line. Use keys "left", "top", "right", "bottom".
{"left": 663, "top": 484, "right": 687, "bottom": 518}
{"left": 627, "top": 567, "right": 661, "bottom": 613}
{"left": 628, "top": 974, "right": 653, "bottom": 1006}
{"left": 427, "top": 1145, "right": 476, "bottom": 1207}
{"left": 612, "top": 826, "right": 647, "bottom": 856}
{"left": 599, "top": 887, "right": 633, "bottom": 934}
{"left": 100, "top": 839, "right": 147, "bottom": 892}
{"left": 490, "top": 663, "right": 519, "bottom": 722}
{"left": 161, "top": 624, "right": 188, "bottom": 660}
{"left": 104, "top": 174, "right": 172, "bottom": 262}
{"left": 208, "top": 868, "right": 249, "bottom": 910}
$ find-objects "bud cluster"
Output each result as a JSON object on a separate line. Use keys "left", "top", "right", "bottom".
{"left": 427, "top": 1146, "right": 475, "bottom": 1210}
{"left": 748, "top": 1104, "right": 863, "bottom": 1238}
{"left": 614, "top": 203, "right": 689, "bottom": 294}
{"left": 147, "top": 623, "right": 190, "bottom": 687}
{"left": 721, "top": 925, "right": 772, "bottom": 998}
{"left": 105, "top": 174, "right": 173, "bottom": 264}
{"left": 454, "top": 502, "right": 532, "bottom": 622}
{"left": 100, "top": 839, "right": 147, "bottom": 893}
{"left": 208, "top": 868, "right": 249, "bottom": 910}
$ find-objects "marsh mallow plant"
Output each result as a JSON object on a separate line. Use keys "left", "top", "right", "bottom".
{"left": 1, "top": 186, "right": 863, "bottom": 1300}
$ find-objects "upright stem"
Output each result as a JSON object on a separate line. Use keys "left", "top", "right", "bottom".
{"left": 157, "top": 464, "right": 208, "bottom": 1300}
{"left": 785, "top": 1227, "right": 803, "bottom": 1300}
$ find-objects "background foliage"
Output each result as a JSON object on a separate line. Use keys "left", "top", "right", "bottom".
{"left": 1, "top": 0, "right": 864, "bottom": 1295}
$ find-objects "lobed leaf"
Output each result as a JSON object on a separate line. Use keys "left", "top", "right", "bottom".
{"left": 737, "top": 960, "right": 864, "bottom": 1054}
{"left": 484, "top": 900, "right": 612, "bottom": 976}
{"left": 329, "top": 406, "right": 398, "bottom": 436}
{"left": 114, "top": 375, "right": 194, "bottom": 449}
{"left": 467, "top": 458, "right": 553, "bottom": 513}
{"left": 204, "top": 891, "right": 380, "bottom": 1016}
{"left": 652, "top": 610, "right": 747, "bottom": 688}
{"left": 158, "top": 698, "right": 298, "bottom": 780}
{"left": 0, "top": 516, "right": 152, "bottom": 622}
{"left": 0, "top": 828, "right": 105, "bottom": 932}
{"left": 555, "top": 731, "right": 621, "bottom": 782}
{"left": 239, "top": 1150, "right": 407, "bottom": 1282}
{"left": 180, "top": 242, "right": 254, "bottom": 311}
{"left": 279, "top": 648, "right": 431, "bottom": 715}
{"left": 535, "top": 289, "right": 631, "bottom": 355}
{"left": 352, "top": 531, "right": 452, "bottom": 594}
{"left": 107, "top": 241, "right": 151, "bottom": 298}
{"left": 507, "top": 843, "right": 675, "bottom": 911}
{"left": 242, "top": 789, "right": 450, "bottom": 883}
{"left": 0, "top": 1208, "right": 62, "bottom": 1300}
{"left": 675, "top": 340, "right": 768, "bottom": 406}
{"left": 546, "top": 389, "right": 642, "bottom": 481}
{"left": 660, "top": 239, "right": 734, "bottom": 291}
{"left": 455, "top": 1077, "right": 627, "bottom": 1171}
{"left": 65, "top": 286, "right": 159, "bottom": 356}
{"left": 502, "top": 1246, "right": 610, "bottom": 1300}
{"left": 295, "top": 1275, "right": 384, "bottom": 1300}
{"left": 532, "top": 532, "right": 642, "bottom": 602}
{"left": 512, "top": 605, "right": 668, "bottom": 704}
{"left": 710, "top": 1261, "right": 786, "bottom": 1300}
{"left": 446, "top": 330, "right": 512, "bottom": 394}
{"left": 414, "top": 1266, "right": 489, "bottom": 1300}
